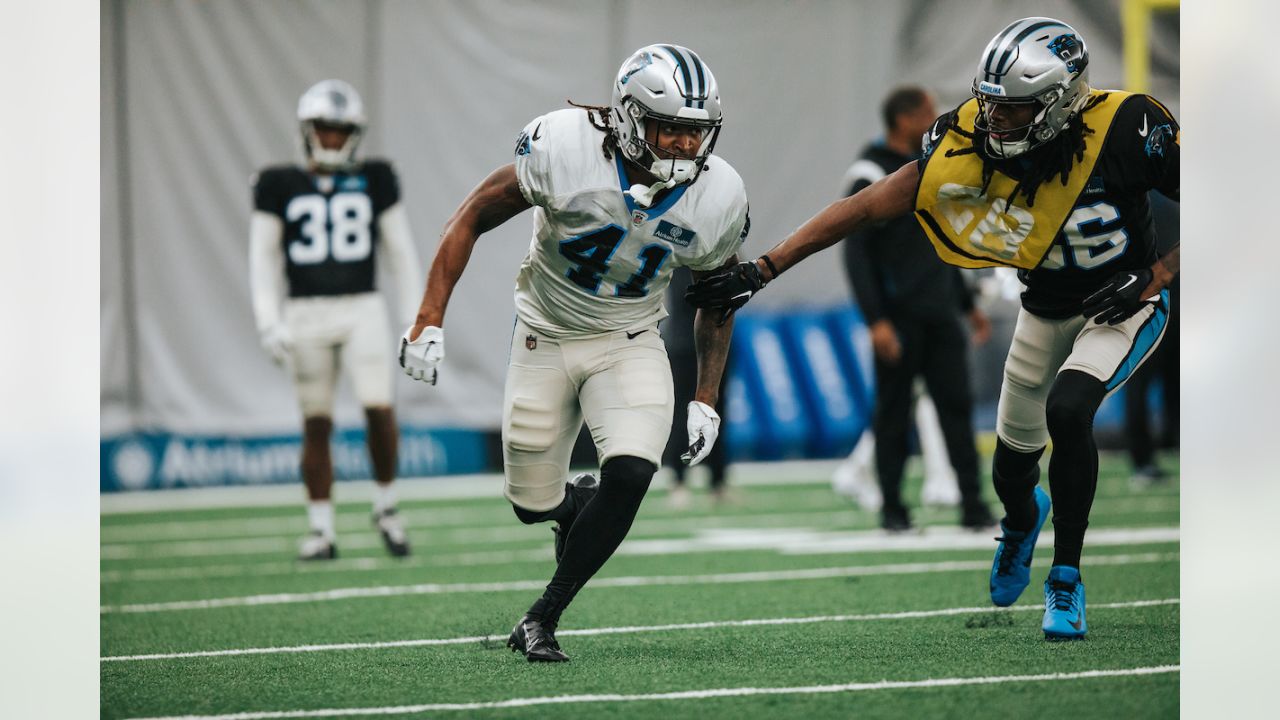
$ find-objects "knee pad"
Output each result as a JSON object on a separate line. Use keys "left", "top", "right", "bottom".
{"left": 1046, "top": 370, "right": 1106, "bottom": 440}
{"left": 292, "top": 345, "right": 339, "bottom": 417}
{"left": 505, "top": 395, "right": 560, "bottom": 454}
{"left": 503, "top": 462, "right": 568, "bottom": 513}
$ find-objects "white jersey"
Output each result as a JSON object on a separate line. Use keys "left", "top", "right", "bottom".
{"left": 512, "top": 109, "right": 749, "bottom": 338}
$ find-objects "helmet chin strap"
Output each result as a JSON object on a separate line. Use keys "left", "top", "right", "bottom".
{"left": 626, "top": 156, "right": 696, "bottom": 208}
{"left": 627, "top": 178, "right": 678, "bottom": 208}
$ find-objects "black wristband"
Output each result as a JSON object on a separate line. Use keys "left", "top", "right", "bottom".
{"left": 759, "top": 254, "right": 780, "bottom": 280}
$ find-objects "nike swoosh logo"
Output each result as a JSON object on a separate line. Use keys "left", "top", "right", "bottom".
{"left": 626, "top": 329, "right": 647, "bottom": 340}
{"left": 532, "top": 122, "right": 543, "bottom": 141}
{"left": 1115, "top": 274, "right": 1138, "bottom": 292}
{"left": 1139, "top": 114, "right": 1148, "bottom": 137}
{"left": 1070, "top": 616, "right": 1084, "bottom": 631}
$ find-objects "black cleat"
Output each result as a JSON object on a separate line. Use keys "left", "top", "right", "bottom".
{"left": 507, "top": 615, "right": 569, "bottom": 662}
{"left": 881, "top": 505, "right": 913, "bottom": 533}
{"left": 373, "top": 508, "right": 411, "bottom": 557}
{"left": 552, "top": 473, "right": 598, "bottom": 564}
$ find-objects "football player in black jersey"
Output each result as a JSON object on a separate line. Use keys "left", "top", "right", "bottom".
{"left": 249, "top": 79, "right": 423, "bottom": 560}
{"left": 686, "top": 18, "right": 1178, "bottom": 640}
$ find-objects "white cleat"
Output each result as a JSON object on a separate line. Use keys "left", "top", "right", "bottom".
{"left": 373, "top": 508, "right": 411, "bottom": 557}
{"left": 298, "top": 531, "right": 336, "bottom": 561}
{"left": 667, "top": 484, "right": 693, "bottom": 511}
{"left": 832, "top": 460, "right": 883, "bottom": 512}
{"left": 921, "top": 475, "right": 962, "bottom": 507}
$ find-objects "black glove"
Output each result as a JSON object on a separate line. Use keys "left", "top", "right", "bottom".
{"left": 684, "top": 260, "right": 768, "bottom": 326}
{"left": 1081, "top": 268, "right": 1155, "bottom": 325}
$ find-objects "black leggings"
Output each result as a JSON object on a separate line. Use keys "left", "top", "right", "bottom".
{"left": 992, "top": 369, "right": 1106, "bottom": 569}
{"left": 526, "top": 455, "right": 655, "bottom": 626}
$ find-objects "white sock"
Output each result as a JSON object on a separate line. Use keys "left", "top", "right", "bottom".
{"left": 373, "top": 483, "right": 397, "bottom": 515}
{"left": 307, "top": 500, "right": 335, "bottom": 540}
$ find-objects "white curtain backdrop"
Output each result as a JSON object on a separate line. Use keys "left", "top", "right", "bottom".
{"left": 101, "top": 0, "right": 1179, "bottom": 435}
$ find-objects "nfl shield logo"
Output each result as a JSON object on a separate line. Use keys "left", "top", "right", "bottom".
{"left": 525, "top": 334, "right": 537, "bottom": 351}
{"left": 632, "top": 210, "right": 647, "bottom": 225}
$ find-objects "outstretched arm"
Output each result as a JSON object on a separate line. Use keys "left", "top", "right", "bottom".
{"left": 684, "top": 162, "right": 919, "bottom": 317}
{"left": 409, "top": 163, "right": 531, "bottom": 336}
{"left": 756, "top": 161, "right": 919, "bottom": 280}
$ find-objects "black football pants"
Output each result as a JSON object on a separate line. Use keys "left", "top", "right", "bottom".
{"left": 872, "top": 313, "right": 983, "bottom": 513}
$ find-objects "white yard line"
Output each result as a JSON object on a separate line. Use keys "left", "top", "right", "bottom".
{"left": 101, "top": 598, "right": 1179, "bottom": 663}
{"left": 101, "top": 525, "right": 1180, "bottom": 582}
{"left": 100, "top": 551, "right": 1177, "bottom": 615}
{"left": 122, "top": 665, "right": 1180, "bottom": 719}
{"left": 100, "top": 460, "right": 847, "bottom": 515}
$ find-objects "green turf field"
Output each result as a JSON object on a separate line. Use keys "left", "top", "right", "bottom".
{"left": 100, "top": 453, "right": 1179, "bottom": 719}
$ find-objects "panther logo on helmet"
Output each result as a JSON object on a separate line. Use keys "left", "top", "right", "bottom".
{"left": 1047, "top": 33, "right": 1088, "bottom": 75}
{"left": 619, "top": 51, "right": 653, "bottom": 86}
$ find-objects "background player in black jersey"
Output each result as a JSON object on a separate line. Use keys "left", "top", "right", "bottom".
{"left": 249, "top": 79, "right": 423, "bottom": 560}
{"left": 687, "top": 18, "right": 1179, "bottom": 640}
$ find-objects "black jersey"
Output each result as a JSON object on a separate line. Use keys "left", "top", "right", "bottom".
{"left": 252, "top": 159, "right": 401, "bottom": 297}
{"left": 1014, "top": 95, "right": 1179, "bottom": 317}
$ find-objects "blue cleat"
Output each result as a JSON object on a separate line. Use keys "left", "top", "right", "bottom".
{"left": 1042, "top": 565, "right": 1087, "bottom": 640}
{"left": 989, "top": 486, "right": 1051, "bottom": 606}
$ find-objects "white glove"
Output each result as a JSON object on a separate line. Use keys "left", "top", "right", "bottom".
{"left": 681, "top": 400, "right": 721, "bottom": 466}
{"left": 260, "top": 324, "right": 293, "bottom": 366}
{"left": 400, "top": 325, "right": 444, "bottom": 385}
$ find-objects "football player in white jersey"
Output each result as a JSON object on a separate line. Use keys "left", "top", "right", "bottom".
{"left": 250, "top": 80, "right": 422, "bottom": 561}
{"left": 401, "top": 44, "right": 750, "bottom": 662}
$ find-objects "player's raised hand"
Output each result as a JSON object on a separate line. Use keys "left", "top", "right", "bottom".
{"left": 680, "top": 401, "right": 721, "bottom": 466}
{"left": 683, "top": 259, "right": 769, "bottom": 326}
{"left": 400, "top": 325, "right": 444, "bottom": 385}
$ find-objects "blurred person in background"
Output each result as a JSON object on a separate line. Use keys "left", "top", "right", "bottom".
{"left": 687, "top": 18, "right": 1179, "bottom": 640}
{"left": 662, "top": 267, "right": 730, "bottom": 509}
{"left": 834, "top": 86, "right": 995, "bottom": 533}
{"left": 1125, "top": 191, "right": 1179, "bottom": 486}
{"left": 400, "top": 44, "right": 749, "bottom": 662}
{"left": 249, "top": 79, "right": 422, "bottom": 561}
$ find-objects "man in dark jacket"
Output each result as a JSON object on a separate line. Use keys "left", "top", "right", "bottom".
{"left": 842, "top": 86, "right": 995, "bottom": 532}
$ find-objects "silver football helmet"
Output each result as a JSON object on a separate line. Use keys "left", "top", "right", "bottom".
{"left": 610, "top": 44, "right": 722, "bottom": 206}
{"left": 297, "top": 79, "right": 367, "bottom": 170}
{"left": 971, "top": 17, "right": 1091, "bottom": 158}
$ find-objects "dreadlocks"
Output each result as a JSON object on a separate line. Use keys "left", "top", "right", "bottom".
{"left": 567, "top": 100, "right": 616, "bottom": 160}
{"left": 944, "top": 93, "right": 1108, "bottom": 208}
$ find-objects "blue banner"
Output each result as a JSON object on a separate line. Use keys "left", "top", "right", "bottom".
{"left": 100, "top": 427, "right": 490, "bottom": 492}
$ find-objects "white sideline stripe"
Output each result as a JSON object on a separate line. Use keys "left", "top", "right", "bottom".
{"left": 100, "top": 459, "right": 847, "bottom": 515}
{"left": 123, "top": 665, "right": 1181, "bottom": 719}
{"left": 101, "top": 493, "right": 1178, "bottom": 546}
{"left": 101, "top": 525, "right": 1179, "bottom": 583}
{"left": 100, "top": 510, "right": 862, "bottom": 559}
{"left": 99, "top": 551, "right": 1177, "bottom": 615}
{"left": 101, "top": 598, "right": 1179, "bottom": 663}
